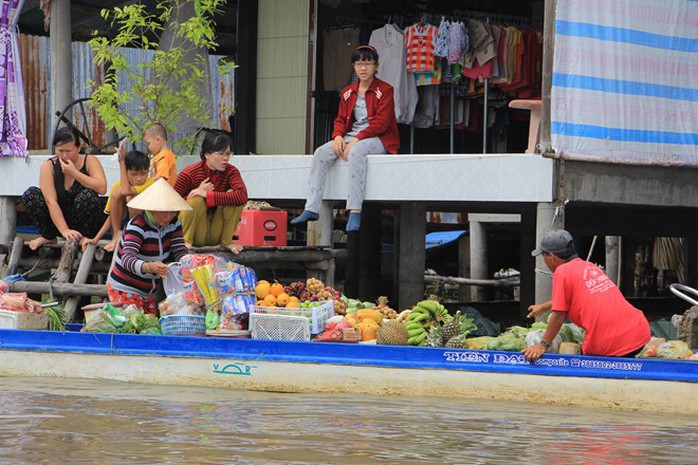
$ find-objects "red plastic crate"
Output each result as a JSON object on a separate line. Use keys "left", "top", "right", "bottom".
{"left": 233, "top": 210, "right": 287, "bottom": 246}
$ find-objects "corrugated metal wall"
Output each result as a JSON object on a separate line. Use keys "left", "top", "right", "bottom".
{"left": 256, "top": 0, "right": 309, "bottom": 154}
{"left": 18, "top": 34, "right": 235, "bottom": 152}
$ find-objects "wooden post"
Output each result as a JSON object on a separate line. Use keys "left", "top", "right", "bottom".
{"left": 63, "top": 243, "right": 97, "bottom": 322}
{"left": 397, "top": 202, "right": 426, "bottom": 311}
{"left": 307, "top": 201, "right": 333, "bottom": 247}
{"left": 457, "top": 234, "right": 471, "bottom": 301}
{"left": 0, "top": 197, "right": 16, "bottom": 244}
{"left": 2, "top": 236, "right": 24, "bottom": 278}
{"left": 358, "top": 205, "right": 381, "bottom": 301}
{"left": 519, "top": 204, "right": 537, "bottom": 318}
{"left": 539, "top": 0, "right": 557, "bottom": 153}
{"left": 344, "top": 231, "right": 360, "bottom": 298}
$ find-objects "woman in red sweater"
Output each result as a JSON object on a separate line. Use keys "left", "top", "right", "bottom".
{"left": 291, "top": 45, "right": 399, "bottom": 232}
{"left": 174, "top": 131, "right": 248, "bottom": 253}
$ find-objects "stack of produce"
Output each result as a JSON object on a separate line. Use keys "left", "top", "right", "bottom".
{"left": 401, "top": 299, "right": 454, "bottom": 346}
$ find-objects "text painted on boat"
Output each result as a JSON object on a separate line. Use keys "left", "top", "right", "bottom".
{"left": 212, "top": 362, "right": 256, "bottom": 376}
{"left": 443, "top": 351, "right": 643, "bottom": 372}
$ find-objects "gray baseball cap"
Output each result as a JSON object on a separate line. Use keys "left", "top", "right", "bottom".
{"left": 531, "top": 229, "right": 575, "bottom": 257}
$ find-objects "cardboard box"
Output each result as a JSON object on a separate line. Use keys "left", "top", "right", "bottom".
{"left": 233, "top": 210, "right": 288, "bottom": 246}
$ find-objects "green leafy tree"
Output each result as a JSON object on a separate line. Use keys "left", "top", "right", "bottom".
{"left": 88, "top": 0, "right": 236, "bottom": 152}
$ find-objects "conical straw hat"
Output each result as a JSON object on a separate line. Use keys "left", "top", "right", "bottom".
{"left": 127, "top": 178, "right": 192, "bottom": 212}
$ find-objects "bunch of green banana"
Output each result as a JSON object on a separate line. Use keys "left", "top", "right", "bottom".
{"left": 402, "top": 299, "right": 452, "bottom": 346}
{"left": 414, "top": 299, "right": 452, "bottom": 323}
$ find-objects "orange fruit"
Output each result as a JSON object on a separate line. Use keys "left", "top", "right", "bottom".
{"left": 255, "top": 280, "right": 270, "bottom": 299}
{"left": 263, "top": 294, "right": 277, "bottom": 307}
{"left": 255, "top": 300, "right": 265, "bottom": 307}
{"left": 270, "top": 282, "right": 285, "bottom": 297}
{"left": 285, "top": 299, "right": 299, "bottom": 309}
{"left": 276, "top": 292, "right": 290, "bottom": 307}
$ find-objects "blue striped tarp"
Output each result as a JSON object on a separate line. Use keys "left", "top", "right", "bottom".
{"left": 551, "top": 0, "right": 698, "bottom": 165}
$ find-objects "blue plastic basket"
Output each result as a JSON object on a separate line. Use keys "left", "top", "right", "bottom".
{"left": 159, "top": 315, "right": 206, "bottom": 336}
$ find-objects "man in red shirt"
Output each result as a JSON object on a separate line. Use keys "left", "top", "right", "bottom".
{"left": 523, "top": 229, "right": 651, "bottom": 361}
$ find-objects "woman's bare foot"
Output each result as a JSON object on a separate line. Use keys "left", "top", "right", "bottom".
{"left": 221, "top": 243, "right": 243, "bottom": 254}
{"left": 103, "top": 238, "right": 118, "bottom": 252}
{"left": 28, "top": 236, "right": 56, "bottom": 251}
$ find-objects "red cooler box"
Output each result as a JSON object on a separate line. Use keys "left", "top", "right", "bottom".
{"left": 233, "top": 210, "right": 287, "bottom": 246}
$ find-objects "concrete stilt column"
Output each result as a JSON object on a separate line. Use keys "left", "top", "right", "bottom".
{"left": 468, "top": 219, "right": 487, "bottom": 302}
{"left": 534, "top": 202, "right": 561, "bottom": 303}
{"left": 0, "top": 197, "right": 16, "bottom": 244}
{"left": 50, "top": 0, "right": 73, "bottom": 132}
{"left": 605, "top": 236, "right": 620, "bottom": 284}
{"left": 307, "top": 201, "right": 332, "bottom": 246}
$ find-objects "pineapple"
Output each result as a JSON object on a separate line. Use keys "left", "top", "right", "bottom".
{"left": 425, "top": 325, "right": 444, "bottom": 348}
{"left": 445, "top": 334, "right": 468, "bottom": 349}
{"left": 441, "top": 311, "right": 463, "bottom": 342}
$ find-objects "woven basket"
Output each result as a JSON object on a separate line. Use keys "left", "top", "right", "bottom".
{"left": 159, "top": 315, "right": 206, "bottom": 336}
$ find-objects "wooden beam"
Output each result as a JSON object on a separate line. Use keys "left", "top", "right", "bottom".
{"left": 7, "top": 281, "right": 106, "bottom": 297}
{"left": 424, "top": 275, "right": 519, "bottom": 288}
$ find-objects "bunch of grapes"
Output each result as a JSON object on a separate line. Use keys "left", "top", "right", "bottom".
{"left": 333, "top": 299, "right": 347, "bottom": 315}
{"left": 284, "top": 281, "right": 306, "bottom": 298}
{"left": 306, "top": 278, "right": 325, "bottom": 295}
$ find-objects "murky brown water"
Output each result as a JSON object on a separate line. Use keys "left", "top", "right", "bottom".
{"left": 0, "top": 377, "right": 697, "bottom": 465}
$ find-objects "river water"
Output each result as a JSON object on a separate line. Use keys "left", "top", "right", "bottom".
{"left": 0, "top": 377, "right": 696, "bottom": 465}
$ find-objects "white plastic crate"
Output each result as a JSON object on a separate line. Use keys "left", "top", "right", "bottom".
{"left": 0, "top": 309, "right": 49, "bottom": 330}
{"left": 249, "top": 313, "right": 311, "bottom": 341}
{"left": 250, "top": 300, "right": 334, "bottom": 334}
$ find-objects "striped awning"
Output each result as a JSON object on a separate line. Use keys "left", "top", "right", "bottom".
{"left": 551, "top": 0, "right": 698, "bottom": 166}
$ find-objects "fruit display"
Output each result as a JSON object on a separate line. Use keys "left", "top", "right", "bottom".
{"left": 401, "top": 299, "right": 454, "bottom": 346}
{"left": 423, "top": 310, "right": 477, "bottom": 348}
{"left": 284, "top": 278, "right": 347, "bottom": 315}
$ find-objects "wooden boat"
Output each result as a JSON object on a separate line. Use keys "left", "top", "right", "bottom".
{"left": 0, "top": 327, "right": 695, "bottom": 415}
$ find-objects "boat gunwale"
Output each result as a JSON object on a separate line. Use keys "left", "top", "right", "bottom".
{"left": 1, "top": 328, "right": 697, "bottom": 384}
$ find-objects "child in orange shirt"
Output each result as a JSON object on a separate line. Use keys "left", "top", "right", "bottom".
{"left": 143, "top": 122, "right": 177, "bottom": 186}
{"left": 81, "top": 148, "right": 153, "bottom": 252}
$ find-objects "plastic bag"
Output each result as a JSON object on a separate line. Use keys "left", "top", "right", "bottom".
{"left": 460, "top": 306, "right": 500, "bottom": 337}
{"left": 525, "top": 329, "right": 562, "bottom": 354}
{"left": 636, "top": 337, "right": 693, "bottom": 359}
{"left": 158, "top": 292, "right": 203, "bottom": 317}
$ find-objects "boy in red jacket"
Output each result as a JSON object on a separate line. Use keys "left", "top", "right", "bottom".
{"left": 292, "top": 45, "right": 399, "bottom": 232}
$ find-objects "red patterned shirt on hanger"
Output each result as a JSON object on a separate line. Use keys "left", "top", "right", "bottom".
{"left": 404, "top": 23, "right": 438, "bottom": 72}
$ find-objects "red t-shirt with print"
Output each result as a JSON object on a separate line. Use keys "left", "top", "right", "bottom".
{"left": 551, "top": 258, "right": 650, "bottom": 356}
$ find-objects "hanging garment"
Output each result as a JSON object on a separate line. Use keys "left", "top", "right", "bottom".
{"left": 447, "top": 21, "right": 469, "bottom": 64}
{"left": 412, "top": 85, "right": 441, "bottom": 128}
{"left": 370, "top": 23, "right": 418, "bottom": 124}
{"left": 433, "top": 18, "right": 451, "bottom": 57}
{"left": 404, "top": 23, "right": 439, "bottom": 72}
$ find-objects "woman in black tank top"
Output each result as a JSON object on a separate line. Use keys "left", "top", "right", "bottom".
{"left": 21, "top": 127, "right": 108, "bottom": 250}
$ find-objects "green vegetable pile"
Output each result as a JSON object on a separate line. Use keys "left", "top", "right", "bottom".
{"left": 81, "top": 304, "right": 161, "bottom": 335}
{"left": 43, "top": 303, "right": 67, "bottom": 331}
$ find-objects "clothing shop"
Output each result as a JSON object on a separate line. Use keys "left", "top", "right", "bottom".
{"left": 314, "top": 0, "right": 545, "bottom": 154}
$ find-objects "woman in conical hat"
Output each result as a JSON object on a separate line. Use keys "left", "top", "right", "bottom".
{"left": 106, "top": 179, "right": 191, "bottom": 314}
